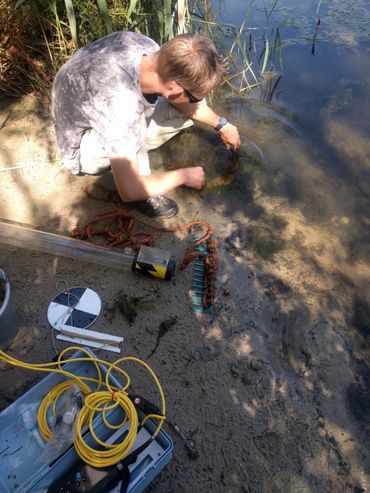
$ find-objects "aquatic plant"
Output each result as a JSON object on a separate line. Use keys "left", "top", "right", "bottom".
{"left": 190, "top": 0, "right": 284, "bottom": 97}
{"left": 246, "top": 224, "right": 285, "bottom": 260}
{"left": 106, "top": 290, "right": 156, "bottom": 325}
{"left": 352, "top": 297, "right": 370, "bottom": 339}
{"left": 1, "top": 0, "right": 284, "bottom": 97}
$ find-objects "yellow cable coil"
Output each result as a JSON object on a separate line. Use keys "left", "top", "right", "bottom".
{"left": 0, "top": 346, "right": 166, "bottom": 468}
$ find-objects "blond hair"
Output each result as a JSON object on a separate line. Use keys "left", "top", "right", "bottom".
{"left": 157, "top": 33, "right": 227, "bottom": 95}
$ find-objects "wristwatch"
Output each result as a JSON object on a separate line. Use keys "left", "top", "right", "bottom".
{"left": 215, "top": 116, "right": 228, "bottom": 132}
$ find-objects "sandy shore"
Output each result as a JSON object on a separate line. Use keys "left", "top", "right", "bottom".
{"left": 0, "top": 94, "right": 369, "bottom": 493}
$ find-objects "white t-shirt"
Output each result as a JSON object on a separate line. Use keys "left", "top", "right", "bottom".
{"left": 52, "top": 32, "right": 159, "bottom": 174}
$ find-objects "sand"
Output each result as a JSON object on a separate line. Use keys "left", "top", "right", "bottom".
{"left": 0, "top": 94, "right": 369, "bottom": 493}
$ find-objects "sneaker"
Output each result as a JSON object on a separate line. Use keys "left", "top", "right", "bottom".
{"left": 131, "top": 195, "right": 179, "bottom": 218}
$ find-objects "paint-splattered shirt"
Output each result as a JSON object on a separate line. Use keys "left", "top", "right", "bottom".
{"left": 52, "top": 32, "right": 159, "bottom": 174}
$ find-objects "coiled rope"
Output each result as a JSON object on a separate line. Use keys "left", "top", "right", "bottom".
{"left": 72, "top": 184, "right": 218, "bottom": 308}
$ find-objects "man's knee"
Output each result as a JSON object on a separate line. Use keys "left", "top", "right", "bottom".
{"left": 144, "top": 98, "right": 194, "bottom": 151}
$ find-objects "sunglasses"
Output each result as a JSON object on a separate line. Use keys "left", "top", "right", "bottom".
{"left": 183, "top": 87, "right": 203, "bottom": 104}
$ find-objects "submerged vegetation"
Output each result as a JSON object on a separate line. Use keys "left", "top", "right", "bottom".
{"left": 246, "top": 223, "right": 286, "bottom": 260}
{"left": 106, "top": 290, "right": 157, "bottom": 325}
{"left": 0, "top": 0, "right": 284, "bottom": 98}
{"left": 352, "top": 297, "right": 370, "bottom": 339}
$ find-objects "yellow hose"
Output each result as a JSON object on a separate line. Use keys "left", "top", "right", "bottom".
{"left": 0, "top": 346, "right": 166, "bottom": 468}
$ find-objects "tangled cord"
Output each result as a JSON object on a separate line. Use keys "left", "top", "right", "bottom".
{"left": 71, "top": 207, "right": 156, "bottom": 250}
{"left": 72, "top": 184, "right": 218, "bottom": 308}
{"left": 0, "top": 346, "right": 166, "bottom": 468}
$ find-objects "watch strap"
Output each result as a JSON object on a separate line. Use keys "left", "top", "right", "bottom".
{"left": 215, "top": 116, "right": 228, "bottom": 131}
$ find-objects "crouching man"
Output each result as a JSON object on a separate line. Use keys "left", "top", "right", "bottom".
{"left": 52, "top": 31, "right": 240, "bottom": 218}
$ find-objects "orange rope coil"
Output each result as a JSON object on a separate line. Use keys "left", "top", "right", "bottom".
{"left": 72, "top": 184, "right": 217, "bottom": 308}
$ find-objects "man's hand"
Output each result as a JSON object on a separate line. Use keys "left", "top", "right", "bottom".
{"left": 170, "top": 100, "right": 241, "bottom": 152}
{"left": 110, "top": 156, "right": 205, "bottom": 201}
{"left": 219, "top": 123, "right": 241, "bottom": 151}
{"left": 182, "top": 166, "right": 205, "bottom": 189}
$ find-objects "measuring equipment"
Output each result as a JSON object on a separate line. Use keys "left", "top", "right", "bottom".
{"left": 0, "top": 348, "right": 173, "bottom": 493}
{"left": 47, "top": 287, "right": 124, "bottom": 353}
{"left": 0, "top": 220, "right": 176, "bottom": 280}
{"left": 132, "top": 245, "right": 175, "bottom": 280}
{"left": 47, "top": 423, "right": 163, "bottom": 493}
{"left": 190, "top": 239, "right": 213, "bottom": 313}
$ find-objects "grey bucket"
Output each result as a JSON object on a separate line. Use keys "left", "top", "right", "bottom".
{"left": 0, "top": 269, "right": 18, "bottom": 350}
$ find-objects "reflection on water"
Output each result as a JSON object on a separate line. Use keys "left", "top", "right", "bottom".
{"left": 221, "top": 0, "right": 370, "bottom": 47}
{"left": 159, "top": 3, "right": 370, "bottom": 491}
{"left": 190, "top": 1, "right": 370, "bottom": 287}
{"left": 152, "top": 2, "right": 370, "bottom": 362}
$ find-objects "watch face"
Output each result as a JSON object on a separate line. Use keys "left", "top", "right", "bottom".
{"left": 219, "top": 117, "right": 228, "bottom": 126}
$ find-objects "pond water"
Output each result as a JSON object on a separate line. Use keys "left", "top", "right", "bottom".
{"left": 171, "top": 0, "right": 370, "bottom": 295}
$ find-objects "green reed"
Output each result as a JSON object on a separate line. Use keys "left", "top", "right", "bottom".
{"left": 190, "top": 0, "right": 283, "bottom": 98}
{"left": 1, "top": 0, "right": 283, "bottom": 99}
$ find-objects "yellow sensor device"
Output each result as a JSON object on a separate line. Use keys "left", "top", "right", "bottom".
{"left": 132, "top": 245, "right": 176, "bottom": 280}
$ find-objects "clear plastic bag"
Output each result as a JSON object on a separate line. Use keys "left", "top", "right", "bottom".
{"left": 37, "top": 383, "right": 83, "bottom": 464}
{"left": 19, "top": 402, "right": 45, "bottom": 453}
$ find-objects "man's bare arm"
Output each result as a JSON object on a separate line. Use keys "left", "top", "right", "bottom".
{"left": 171, "top": 100, "right": 241, "bottom": 151}
{"left": 110, "top": 155, "right": 205, "bottom": 202}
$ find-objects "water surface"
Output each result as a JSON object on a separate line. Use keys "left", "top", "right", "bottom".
{"left": 179, "top": 0, "right": 370, "bottom": 290}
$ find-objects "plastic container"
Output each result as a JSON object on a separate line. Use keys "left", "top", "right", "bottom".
{"left": 0, "top": 349, "right": 173, "bottom": 493}
{"left": 0, "top": 268, "right": 18, "bottom": 350}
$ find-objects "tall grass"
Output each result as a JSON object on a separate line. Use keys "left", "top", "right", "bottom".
{"left": 191, "top": 0, "right": 283, "bottom": 98}
{"left": 0, "top": 1, "right": 52, "bottom": 96}
{"left": 1, "top": 0, "right": 188, "bottom": 96}
{"left": 0, "top": 0, "right": 283, "bottom": 99}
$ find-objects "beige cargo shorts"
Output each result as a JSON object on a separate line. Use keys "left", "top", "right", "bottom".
{"left": 79, "top": 97, "right": 195, "bottom": 176}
